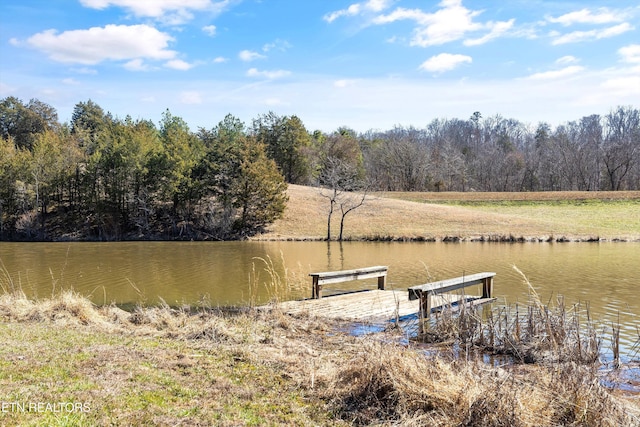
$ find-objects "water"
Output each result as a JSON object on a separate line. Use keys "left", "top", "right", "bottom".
{"left": 1, "top": 241, "right": 638, "bottom": 357}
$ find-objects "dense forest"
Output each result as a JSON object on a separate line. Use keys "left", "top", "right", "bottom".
{"left": 1, "top": 97, "right": 638, "bottom": 241}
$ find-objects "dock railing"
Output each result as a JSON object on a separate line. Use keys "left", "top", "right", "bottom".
{"left": 309, "top": 266, "right": 388, "bottom": 299}
{"left": 408, "top": 272, "right": 496, "bottom": 332}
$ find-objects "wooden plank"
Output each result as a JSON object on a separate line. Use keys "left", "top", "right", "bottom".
{"left": 310, "top": 265, "right": 388, "bottom": 278}
{"left": 310, "top": 266, "right": 388, "bottom": 285}
{"left": 278, "top": 290, "right": 416, "bottom": 322}
{"left": 310, "top": 266, "right": 388, "bottom": 299}
{"left": 276, "top": 290, "right": 495, "bottom": 325}
{"left": 408, "top": 272, "right": 496, "bottom": 300}
{"left": 431, "top": 297, "right": 497, "bottom": 314}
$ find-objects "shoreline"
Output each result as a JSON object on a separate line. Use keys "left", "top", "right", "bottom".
{"left": 4, "top": 186, "right": 639, "bottom": 243}
{"left": 5, "top": 235, "right": 640, "bottom": 243}
{"left": 252, "top": 234, "right": 640, "bottom": 243}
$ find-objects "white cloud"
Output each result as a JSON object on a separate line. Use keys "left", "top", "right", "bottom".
{"left": 619, "top": 44, "right": 640, "bottom": 64}
{"left": 387, "top": 7, "right": 477, "bottom": 46}
{"left": 20, "top": 67, "right": 638, "bottom": 135}
{"left": 547, "top": 8, "right": 627, "bottom": 26}
{"left": 551, "top": 23, "right": 633, "bottom": 45}
{"left": 365, "top": 0, "right": 392, "bottom": 13}
{"left": 371, "top": 1, "right": 511, "bottom": 48}
{"left": 262, "top": 39, "right": 292, "bottom": 52}
{"left": 464, "top": 19, "right": 514, "bottom": 46}
{"left": 334, "top": 79, "right": 356, "bottom": 88}
{"left": 525, "top": 65, "right": 585, "bottom": 80}
{"left": 124, "top": 58, "right": 150, "bottom": 71}
{"left": 324, "top": 0, "right": 393, "bottom": 23}
{"left": 324, "top": 5, "right": 360, "bottom": 24}
{"left": 246, "top": 68, "right": 291, "bottom": 79}
{"left": 213, "top": 56, "right": 227, "bottom": 63}
{"left": 165, "top": 59, "right": 195, "bottom": 70}
{"left": 419, "top": 53, "right": 472, "bottom": 73}
{"left": 556, "top": 55, "right": 579, "bottom": 65}
{"left": 79, "top": 0, "right": 230, "bottom": 24}
{"left": 196, "top": 69, "right": 636, "bottom": 132}
{"left": 202, "top": 25, "right": 217, "bottom": 37}
{"left": 601, "top": 76, "right": 640, "bottom": 96}
{"left": 25, "top": 24, "right": 176, "bottom": 65}
{"left": 239, "top": 50, "right": 266, "bottom": 62}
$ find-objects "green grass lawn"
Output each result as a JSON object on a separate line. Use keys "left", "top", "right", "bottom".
{"left": 444, "top": 199, "right": 640, "bottom": 237}
{"left": 0, "top": 319, "right": 338, "bottom": 427}
{"left": 377, "top": 191, "right": 640, "bottom": 239}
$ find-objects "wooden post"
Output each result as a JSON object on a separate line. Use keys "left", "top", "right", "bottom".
{"left": 377, "top": 274, "right": 386, "bottom": 290}
{"left": 312, "top": 276, "right": 321, "bottom": 299}
{"left": 418, "top": 291, "right": 432, "bottom": 335}
{"left": 482, "top": 276, "right": 493, "bottom": 299}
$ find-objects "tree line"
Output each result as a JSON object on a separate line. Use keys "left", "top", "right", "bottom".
{"left": 1, "top": 97, "right": 638, "bottom": 240}
{"left": 362, "top": 108, "right": 639, "bottom": 193}
{"left": 0, "top": 98, "right": 289, "bottom": 240}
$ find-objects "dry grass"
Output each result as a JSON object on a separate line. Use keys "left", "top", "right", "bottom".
{"left": 255, "top": 185, "right": 640, "bottom": 241}
{"left": 326, "top": 342, "right": 635, "bottom": 427}
{"left": 421, "top": 272, "right": 601, "bottom": 366}
{"left": 1, "top": 289, "right": 638, "bottom": 426}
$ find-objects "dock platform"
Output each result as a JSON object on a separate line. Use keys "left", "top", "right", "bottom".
{"left": 274, "top": 268, "right": 497, "bottom": 333}
{"left": 277, "top": 289, "right": 416, "bottom": 323}
{"left": 277, "top": 289, "right": 494, "bottom": 325}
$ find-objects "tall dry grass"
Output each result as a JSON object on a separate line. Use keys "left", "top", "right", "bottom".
{"left": 0, "top": 258, "right": 21, "bottom": 295}
{"left": 324, "top": 341, "right": 637, "bottom": 426}
{"left": 419, "top": 266, "right": 602, "bottom": 366}
{"left": 248, "top": 252, "right": 308, "bottom": 307}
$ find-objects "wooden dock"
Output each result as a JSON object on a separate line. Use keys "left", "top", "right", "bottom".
{"left": 278, "top": 289, "right": 416, "bottom": 323}
{"left": 278, "top": 289, "right": 492, "bottom": 324}
{"left": 276, "top": 268, "right": 497, "bottom": 332}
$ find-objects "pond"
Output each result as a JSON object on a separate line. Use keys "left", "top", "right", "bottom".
{"left": 1, "top": 241, "right": 638, "bottom": 358}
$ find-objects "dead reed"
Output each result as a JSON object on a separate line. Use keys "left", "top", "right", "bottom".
{"left": 324, "top": 341, "right": 637, "bottom": 426}
{"left": 0, "top": 258, "right": 21, "bottom": 295}
{"left": 249, "top": 252, "right": 307, "bottom": 307}
{"left": 418, "top": 266, "right": 603, "bottom": 366}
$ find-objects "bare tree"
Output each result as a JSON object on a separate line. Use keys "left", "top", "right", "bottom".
{"left": 336, "top": 189, "right": 367, "bottom": 242}
{"left": 364, "top": 126, "right": 431, "bottom": 191}
{"left": 602, "top": 106, "right": 640, "bottom": 190}
{"left": 318, "top": 157, "right": 368, "bottom": 241}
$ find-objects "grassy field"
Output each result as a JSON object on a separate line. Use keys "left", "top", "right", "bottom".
{"left": 1, "top": 290, "right": 638, "bottom": 426}
{"left": 256, "top": 185, "right": 640, "bottom": 241}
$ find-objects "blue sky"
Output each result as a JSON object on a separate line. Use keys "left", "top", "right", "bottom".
{"left": 1, "top": 0, "right": 639, "bottom": 132}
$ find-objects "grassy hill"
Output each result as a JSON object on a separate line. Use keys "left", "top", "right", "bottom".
{"left": 256, "top": 185, "right": 640, "bottom": 242}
